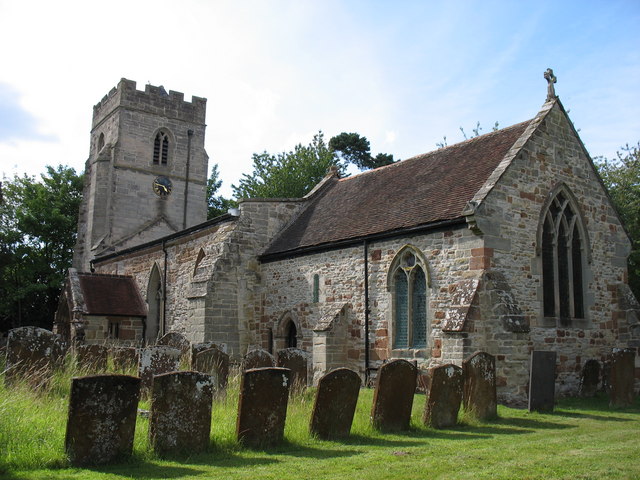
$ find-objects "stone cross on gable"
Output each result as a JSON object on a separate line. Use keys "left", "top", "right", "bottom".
{"left": 544, "top": 68, "right": 557, "bottom": 101}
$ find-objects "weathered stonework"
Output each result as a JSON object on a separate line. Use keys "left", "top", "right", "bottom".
{"left": 64, "top": 82, "right": 640, "bottom": 407}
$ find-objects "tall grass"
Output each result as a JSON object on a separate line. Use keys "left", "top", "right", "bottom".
{"left": 1, "top": 355, "right": 639, "bottom": 480}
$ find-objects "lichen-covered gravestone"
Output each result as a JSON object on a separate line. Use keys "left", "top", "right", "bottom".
{"left": 370, "top": 359, "right": 417, "bottom": 432}
{"left": 236, "top": 367, "right": 291, "bottom": 447}
{"left": 111, "top": 347, "right": 139, "bottom": 372}
{"left": 75, "top": 344, "right": 108, "bottom": 372}
{"left": 138, "top": 346, "right": 182, "bottom": 393}
{"left": 528, "top": 350, "right": 556, "bottom": 412}
{"left": 5, "top": 326, "right": 63, "bottom": 387}
{"left": 609, "top": 348, "right": 636, "bottom": 408}
{"left": 192, "top": 346, "right": 229, "bottom": 389}
{"left": 149, "top": 371, "right": 214, "bottom": 455}
{"left": 157, "top": 331, "right": 191, "bottom": 355}
{"left": 423, "top": 364, "right": 463, "bottom": 428}
{"left": 65, "top": 375, "right": 140, "bottom": 466}
{"left": 191, "top": 341, "right": 227, "bottom": 362}
{"left": 310, "top": 368, "right": 361, "bottom": 439}
{"left": 276, "top": 348, "right": 308, "bottom": 391}
{"left": 243, "top": 348, "right": 275, "bottom": 371}
{"left": 579, "top": 359, "right": 600, "bottom": 397}
{"left": 463, "top": 351, "right": 497, "bottom": 420}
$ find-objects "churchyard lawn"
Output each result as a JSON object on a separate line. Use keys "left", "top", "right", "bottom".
{"left": 1, "top": 361, "right": 638, "bottom": 480}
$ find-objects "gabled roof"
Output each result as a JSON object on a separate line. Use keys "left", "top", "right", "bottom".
{"left": 262, "top": 119, "right": 532, "bottom": 259}
{"left": 77, "top": 272, "right": 147, "bottom": 317}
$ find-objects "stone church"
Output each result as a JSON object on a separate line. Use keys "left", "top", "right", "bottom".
{"left": 55, "top": 76, "right": 639, "bottom": 403}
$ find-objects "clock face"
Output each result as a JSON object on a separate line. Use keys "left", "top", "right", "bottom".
{"left": 152, "top": 176, "right": 173, "bottom": 197}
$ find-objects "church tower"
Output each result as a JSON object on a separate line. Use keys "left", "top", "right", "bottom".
{"left": 73, "top": 79, "right": 208, "bottom": 271}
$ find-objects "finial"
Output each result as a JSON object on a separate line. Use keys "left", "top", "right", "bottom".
{"left": 544, "top": 68, "right": 557, "bottom": 101}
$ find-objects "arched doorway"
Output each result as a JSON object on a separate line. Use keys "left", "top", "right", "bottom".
{"left": 146, "top": 264, "right": 163, "bottom": 344}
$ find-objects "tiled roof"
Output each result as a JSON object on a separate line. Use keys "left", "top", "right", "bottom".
{"left": 78, "top": 273, "right": 147, "bottom": 317}
{"left": 262, "top": 120, "right": 531, "bottom": 258}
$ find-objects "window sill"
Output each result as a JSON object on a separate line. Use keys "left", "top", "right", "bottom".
{"left": 537, "top": 316, "right": 590, "bottom": 329}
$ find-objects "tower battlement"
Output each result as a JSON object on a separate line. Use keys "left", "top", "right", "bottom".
{"left": 92, "top": 78, "right": 206, "bottom": 130}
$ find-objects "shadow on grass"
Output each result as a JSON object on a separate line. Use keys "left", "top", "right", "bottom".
{"left": 552, "top": 410, "right": 634, "bottom": 422}
{"left": 239, "top": 440, "right": 361, "bottom": 460}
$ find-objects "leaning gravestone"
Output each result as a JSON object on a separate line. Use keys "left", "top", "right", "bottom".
{"left": 138, "top": 346, "right": 182, "bottom": 393}
{"left": 243, "top": 348, "right": 275, "bottom": 371}
{"left": 5, "top": 327, "right": 61, "bottom": 387}
{"left": 276, "top": 348, "right": 308, "bottom": 391}
{"left": 609, "top": 348, "right": 636, "bottom": 408}
{"left": 528, "top": 350, "right": 557, "bottom": 412}
{"left": 236, "top": 367, "right": 291, "bottom": 447}
{"left": 423, "top": 364, "right": 463, "bottom": 428}
{"left": 65, "top": 375, "right": 140, "bottom": 466}
{"left": 579, "top": 359, "right": 601, "bottom": 397}
{"left": 371, "top": 359, "right": 417, "bottom": 432}
{"left": 75, "top": 344, "right": 108, "bottom": 372}
{"left": 149, "top": 371, "right": 214, "bottom": 455}
{"left": 111, "top": 347, "right": 139, "bottom": 372}
{"left": 192, "top": 346, "right": 229, "bottom": 389}
{"left": 463, "top": 351, "right": 497, "bottom": 420}
{"left": 310, "top": 368, "right": 361, "bottom": 439}
{"left": 157, "top": 331, "right": 191, "bottom": 355}
{"left": 191, "top": 341, "right": 227, "bottom": 361}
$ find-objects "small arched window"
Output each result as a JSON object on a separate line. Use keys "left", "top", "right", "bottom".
{"left": 97, "top": 133, "right": 105, "bottom": 152}
{"left": 540, "top": 186, "right": 588, "bottom": 324}
{"left": 153, "top": 131, "right": 170, "bottom": 165}
{"left": 389, "top": 247, "right": 429, "bottom": 349}
{"left": 285, "top": 320, "right": 297, "bottom": 348}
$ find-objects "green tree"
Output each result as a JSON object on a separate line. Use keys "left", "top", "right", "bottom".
{"left": 595, "top": 143, "right": 640, "bottom": 299}
{"left": 232, "top": 132, "right": 342, "bottom": 199}
{"left": 206, "top": 164, "right": 235, "bottom": 219}
{"left": 0, "top": 165, "right": 83, "bottom": 332}
{"left": 329, "top": 132, "right": 396, "bottom": 170}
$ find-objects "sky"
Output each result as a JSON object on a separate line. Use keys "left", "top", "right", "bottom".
{"left": 0, "top": 0, "right": 639, "bottom": 198}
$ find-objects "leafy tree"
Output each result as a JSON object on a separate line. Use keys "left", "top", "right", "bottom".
{"left": 206, "top": 164, "right": 236, "bottom": 219}
{"left": 0, "top": 165, "right": 83, "bottom": 332}
{"left": 595, "top": 143, "right": 640, "bottom": 298}
{"left": 232, "top": 132, "right": 342, "bottom": 199}
{"left": 329, "top": 132, "right": 396, "bottom": 170}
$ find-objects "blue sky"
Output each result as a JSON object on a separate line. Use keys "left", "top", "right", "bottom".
{"left": 0, "top": 0, "right": 638, "bottom": 197}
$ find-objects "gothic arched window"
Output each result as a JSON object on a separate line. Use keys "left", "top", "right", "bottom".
{"left": 540, "top": 187, "right": 587, "bottom": 324}
{"left": 389, "top": 247, "right": 429, "bottom": 349}
{"left": 153, "top": 130, "right": 170, "bottom": 165}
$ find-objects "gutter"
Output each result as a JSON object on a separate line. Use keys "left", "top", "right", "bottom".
{"left": 259, "top": 217, "right": 467, "bottom": 263}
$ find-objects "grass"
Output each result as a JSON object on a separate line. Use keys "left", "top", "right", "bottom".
{"left": 1, "top": 357, "right": 639, "bottom": 480}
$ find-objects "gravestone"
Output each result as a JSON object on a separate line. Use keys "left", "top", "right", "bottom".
{"left": 65, "top": 375, "right": 140, "bottom": 465}
{"left": 310, "top": 368, "right": 361, "bottom": 439}
{"left": 192, "top": 346, "right": 229, "bottom": 389}
{"left": 243, "top": 348, "right": 275, "bottom": 371}
{"left": 157, "top": 331, "right": 191, "bottom": 355}
{"left": 191, "top": 341, "right": 227, "bottom": 362}
{"left": 276, "top": 348, "right": 308, "bottom": 391}
{"left": 149, "top": 371, "right": 214, "bottom": 455}
{"left": 236, "top": 367, "right": 291, "bottom": 447}
{"left": 423, "top": 364, "right": 463, "bottom": 428}
{"left": 609, "top": 348, "right": 636, "bottom": 408}
{"left": 5, "top": 327, "right": 62, "bottom": 387}
{"left": 463, "top": 351, "right": 497, "bottom": 420}
{"left": 75, "top": 344, "right": 108, "bottom": 372}
{"left": 111, "top": 347, "right": 139, "bottom": 372}
{"left": 138, "top": 346, "right": 182, "bottom": 393}
{"left": 528, "top": 350, "right": 556, "bottom": 412}
{"left": 579, "top": 359, "right": 600, "bottom": 397}
{"left": 370, "top": 359, "right": 417, "bottom": 432}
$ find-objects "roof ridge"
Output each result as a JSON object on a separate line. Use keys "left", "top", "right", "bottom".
{"left": 337, "top": 119, "right": 534, "bottom": 183}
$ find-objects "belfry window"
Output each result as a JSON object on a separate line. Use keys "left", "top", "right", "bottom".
{"left": 390, "top": 248, "right": 428, "bottom": 349}
{"left": 541, "top": 188, "right": 586, "bottom": 323}
{"left": 153, "top": 131, "right": 169, "bottom": 165}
